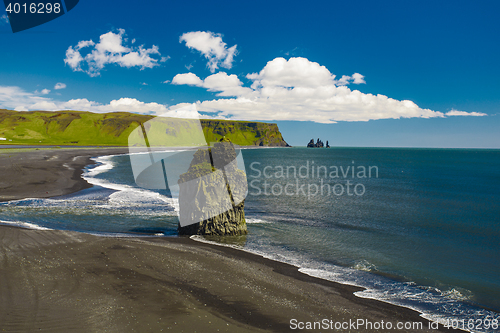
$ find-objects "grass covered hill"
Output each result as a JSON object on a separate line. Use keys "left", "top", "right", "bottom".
{"left": 0, "top": 110, "right": 289, "bottom": 147}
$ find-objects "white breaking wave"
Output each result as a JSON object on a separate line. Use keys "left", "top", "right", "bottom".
{"left": 300, "top": 268, "right": 496, "bottom": 333}
{"left": 85, "top": 231, "right": 167, "bottom": 238}
{"left": 190, "top": 235, "right": 246, "bottom": 250}
{"left": 0, "top": 219, "right": 52, "bottom": 231}
{"left": 82, "top": 155, "right": 179, "bottom": 212}
{"left": 190, "top": 234, "right": 497, "bottom": 333}
{"left": 85, "top": 155, "right": 115, "bottom": 177}
{"left": 353, "top": 259, "right": 377, "bottom": 272}
{"left": 245, "top": 218, "right": 272, "bottom": 224}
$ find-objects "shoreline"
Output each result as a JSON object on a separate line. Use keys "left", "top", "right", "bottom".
{"left": 0, "top": 148, "right": 465, "bottom": 332}
{"left": 0, "top": 147, "right": 130, "bottom": 202}
{"left": 0, "top": 224, "right": 462, "bottom": 333}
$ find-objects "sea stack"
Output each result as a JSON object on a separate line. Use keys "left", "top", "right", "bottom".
{"left": 307, "top": 138, "right": 328, "bottom": 148}
{"left": 177, "top": 138, "right": 248, "bottom": 236}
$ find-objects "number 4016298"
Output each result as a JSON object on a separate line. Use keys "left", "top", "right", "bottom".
{"left": 5, "top": 2, "right": 61, "bottom": 14}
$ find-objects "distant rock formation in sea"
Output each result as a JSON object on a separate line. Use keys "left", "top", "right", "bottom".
{"left": 177, "top": 138, "right": 248, "bottom": 236}
{"left": 307, "top": 138, "right": 330, "bottom": 148}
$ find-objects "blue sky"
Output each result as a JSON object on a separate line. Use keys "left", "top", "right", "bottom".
{"left": 1, "top": 0, "right": 499, "bottom": 147}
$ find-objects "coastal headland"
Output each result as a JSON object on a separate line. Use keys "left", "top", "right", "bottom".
{"left": 0, "top": 110, "right": 289, "bottom": 147}
{"left": 0, "top": 148, "right": 461, "bottom": 332}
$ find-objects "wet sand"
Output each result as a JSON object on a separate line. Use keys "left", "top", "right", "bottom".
{"left": 0, "top": 148, "right": 129, "bottom": 202}
{"left": 0, "top": 149, "right": 461, "bottom": 332}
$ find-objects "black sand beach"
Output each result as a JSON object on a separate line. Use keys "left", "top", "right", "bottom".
{"left": 0, "top": 148, "right": 462, "bottom": 332}
{"left": 0, "top": 148, "right": 130, "bottom": 202}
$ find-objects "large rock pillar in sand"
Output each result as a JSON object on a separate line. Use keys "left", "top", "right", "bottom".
{"left": 177, "top": 139, "right": 248, "bottom": 236}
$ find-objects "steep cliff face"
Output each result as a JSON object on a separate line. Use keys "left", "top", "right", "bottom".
{"left": 0, "top": 109, "right": 289, "bottom": 147}
{"left": 201, "top": 120, "right": 289, "bottom": 147}
{"left": 177, "top": 140, "right": 248, "bottom": 236}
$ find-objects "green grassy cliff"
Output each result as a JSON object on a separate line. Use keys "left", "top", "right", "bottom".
{"left": 0, "top": 110, "right": 289, "bottom": 147}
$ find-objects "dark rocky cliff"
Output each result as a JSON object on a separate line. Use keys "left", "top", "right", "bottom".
{"left": 177, "top": 139, "right": 248, "bottom": 236}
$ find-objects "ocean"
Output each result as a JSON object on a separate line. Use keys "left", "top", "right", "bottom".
{"left": 1, "top": 147, "right": 499, "bottom": 332}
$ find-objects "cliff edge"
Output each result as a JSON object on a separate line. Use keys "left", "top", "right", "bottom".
{"left": 0, "top": 110, "right": 289, "bottom": 147}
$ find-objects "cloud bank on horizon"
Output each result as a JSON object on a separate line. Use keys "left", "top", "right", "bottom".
{"left": 1, "top": 29, "right": 486, "bottom": 123}
{"left": 172, "top": 57, "right": 451, "bottom": 123}
{"left": 0, "top": 85, "right": 169, "bottom": 114}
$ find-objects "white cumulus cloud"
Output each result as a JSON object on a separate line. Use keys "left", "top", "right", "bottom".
{"left": 171, "top": 73, "right": 204, "bottom": 86}
{"left": 445, "top": 109, "right": 487, "bottom": 117}
{"left": 159, "top": 103, "right": 201, "bottom": 119}
{"left": 54, "top": 83, "right": 67, "bottom": 90}
{"left": 180, "top": 31, "right": 237, "bottom": 73}
{"left": 40, "top": 89, "right": 51, "bottom": 95}
{"left": 172, "top": 72, "right": 253, "bottom": 98}
{"left": 335, "top": 73, "right": 365, "bottom": 85}
{"left": 170, "top": 57, "right": 483, "bottom": 123}
{"left": 352, "top": 73, "right": 366, "bottom": 84}
{"left": 64, "top": 29, "right": 164, "bottom": 77}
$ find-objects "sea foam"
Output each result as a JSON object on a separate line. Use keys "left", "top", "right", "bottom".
{"left": 0, "top": 219, "right": 52, "bottom": 231}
